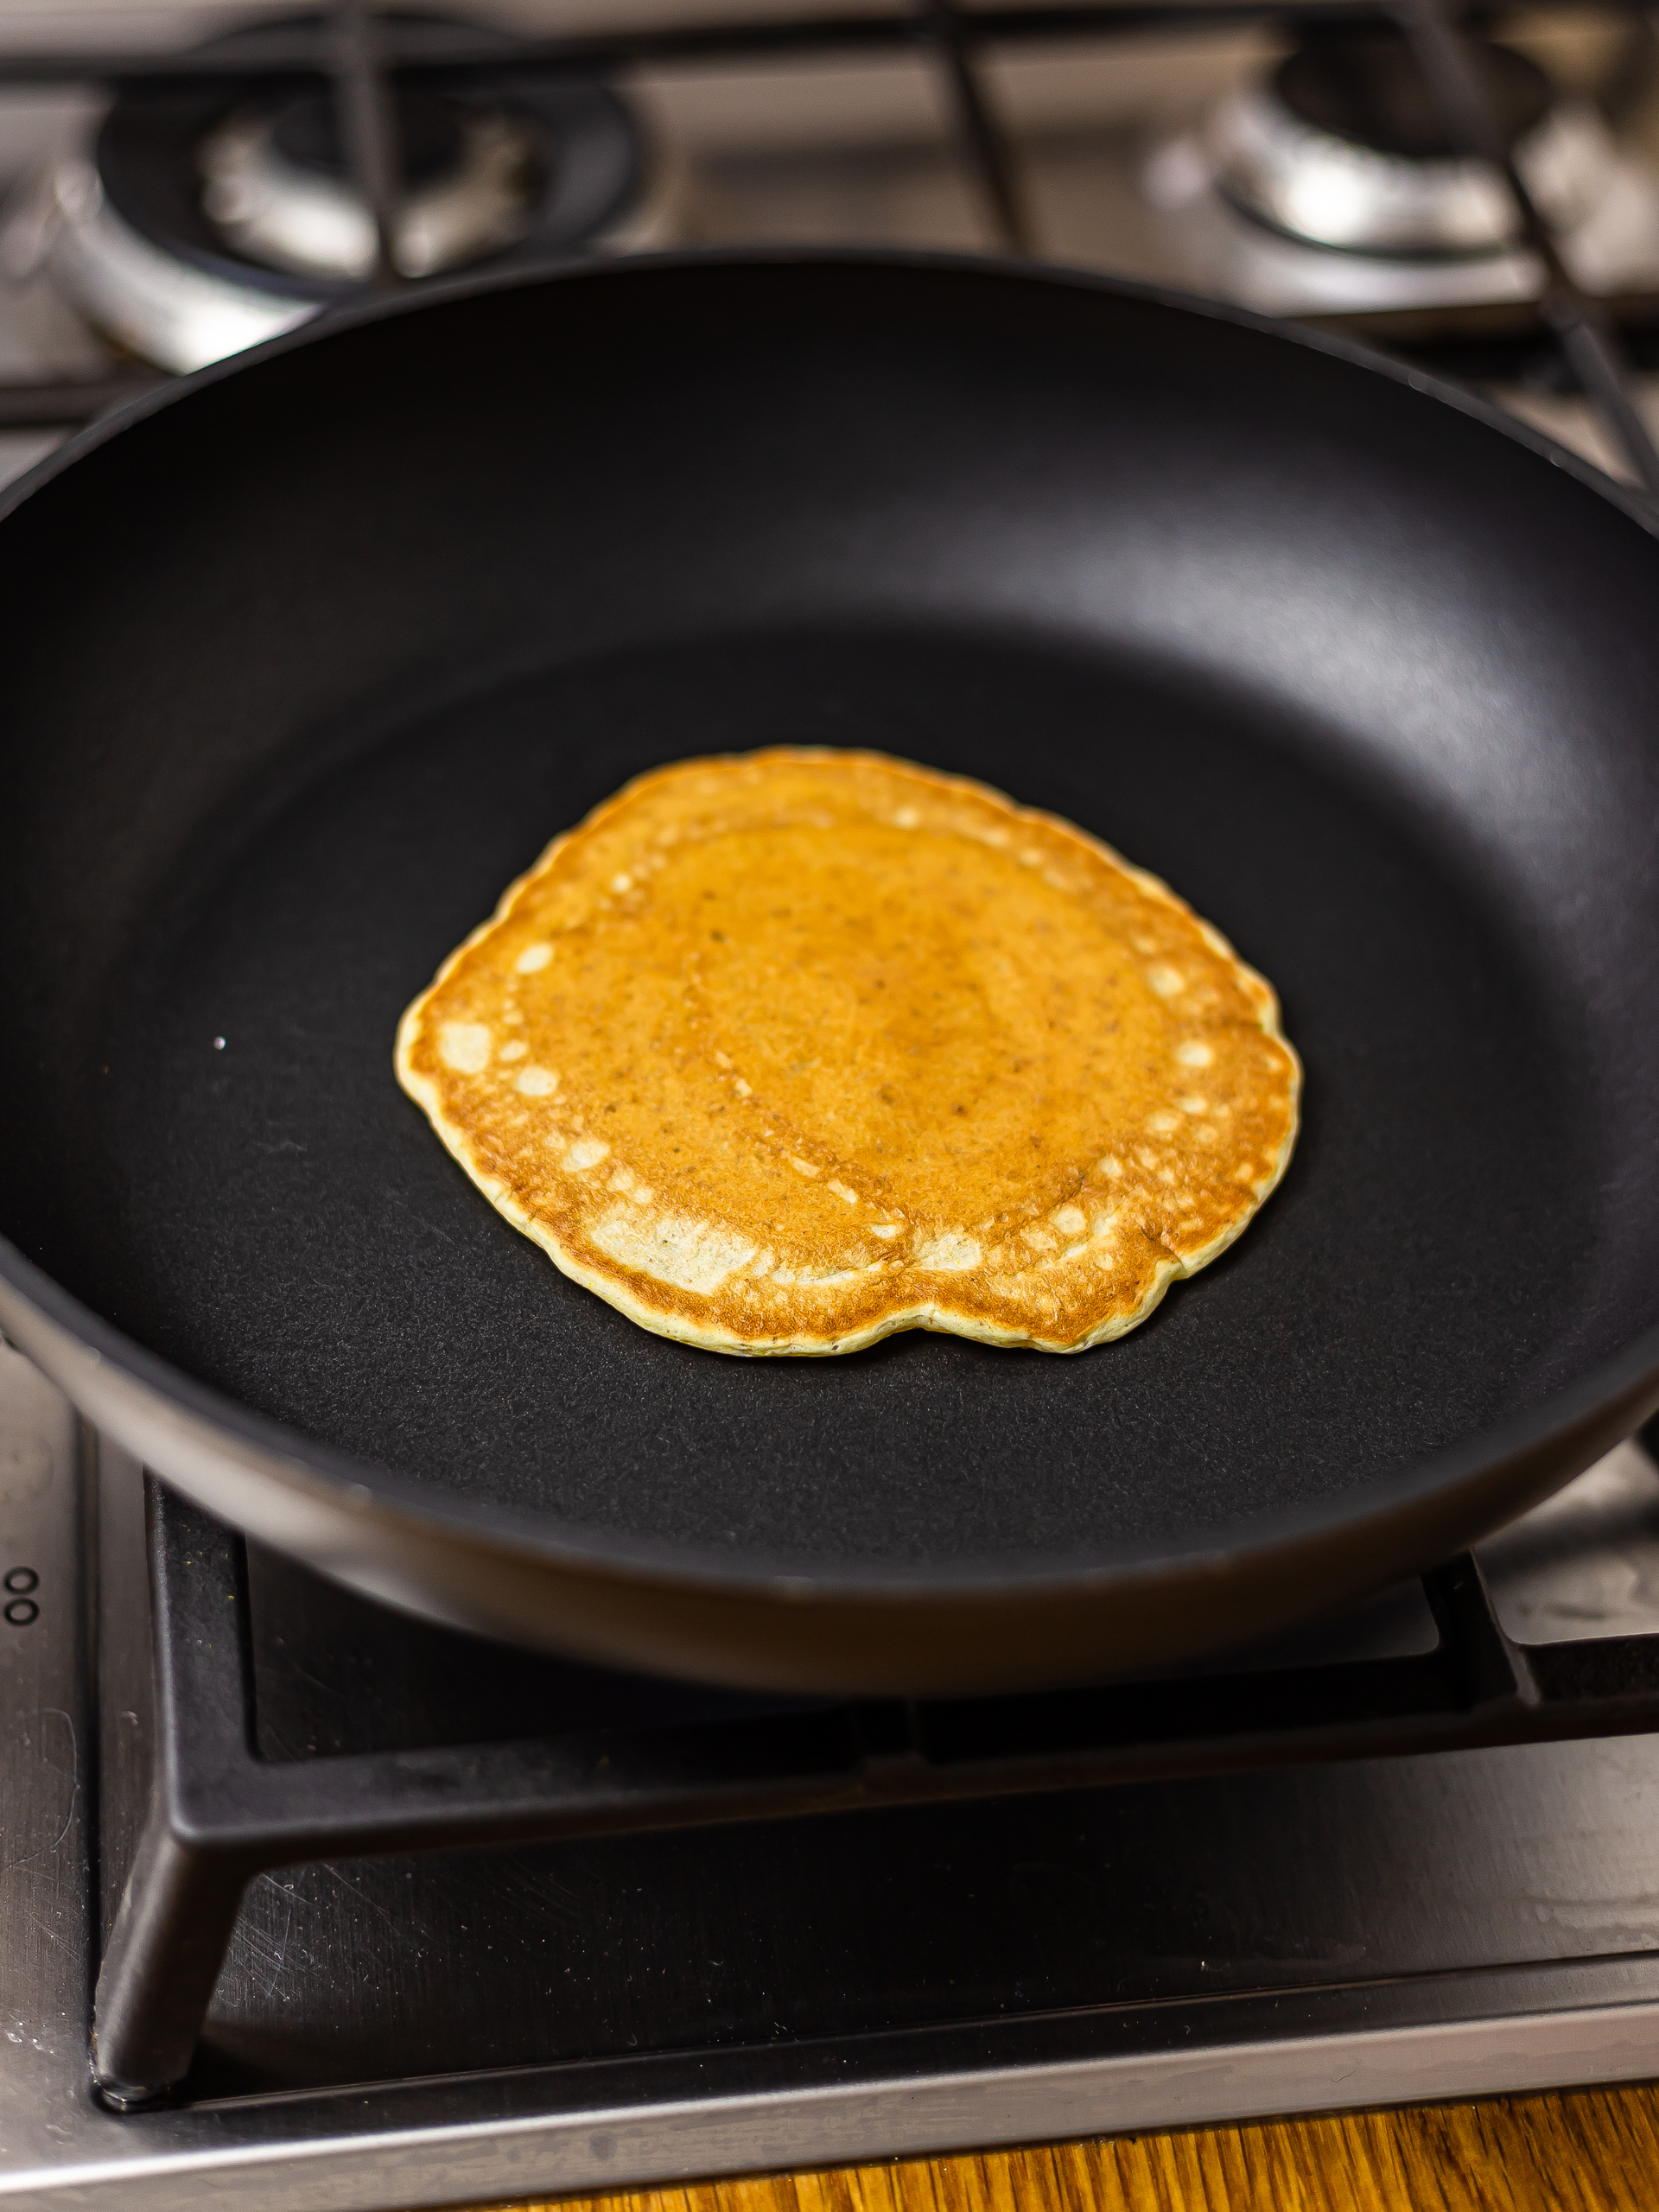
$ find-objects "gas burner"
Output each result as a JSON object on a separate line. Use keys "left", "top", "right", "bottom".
{"left": 1207, "top": 28, "right": 1614, "bottom": 258}
{"left": 200, "top": 85, "right": 542, "bottom": 283}
{"left": 3, "top": 11, "right": 678, "bottom": 373}
{"left": 1139, "top": 26, "right": 1659, "bottom": 322}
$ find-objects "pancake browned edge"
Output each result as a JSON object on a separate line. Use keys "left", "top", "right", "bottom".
{"left": 396, "top": 749, "right": 1300, "bottom": 1355}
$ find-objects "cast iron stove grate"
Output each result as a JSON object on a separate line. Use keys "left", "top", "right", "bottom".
{"left": 94, "top": 1464, "right": 1659, "bottom": 2108}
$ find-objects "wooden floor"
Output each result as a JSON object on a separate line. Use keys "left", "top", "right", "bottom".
{"left": 446, "top": 2085, "right": 1659, "bottom": 2212}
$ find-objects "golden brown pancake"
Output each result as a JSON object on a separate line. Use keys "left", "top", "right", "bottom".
{"left": 396, "top": 750, "right": 1300, "bottom": 1355}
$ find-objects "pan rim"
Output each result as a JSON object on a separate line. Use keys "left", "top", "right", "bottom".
{"left": 3, "top": 245, "right": 1655, "bottom": 538}
{"left": 3, "top": 1219, "right": 1659, "bottom": 1603}
{"left": 3, "top": 245, "right": 1658, "bottom": 1607}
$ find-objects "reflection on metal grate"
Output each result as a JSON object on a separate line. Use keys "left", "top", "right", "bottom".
{"left": 2, "top": 0, "right": 1657, "bottom": 498}
{"left": 92, "top": 1470, "right": 1659, "bottom": 2108}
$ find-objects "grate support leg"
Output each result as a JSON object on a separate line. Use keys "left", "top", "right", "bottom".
{"left": 92, "top": 1798, "right": 254, "bottom": 2107}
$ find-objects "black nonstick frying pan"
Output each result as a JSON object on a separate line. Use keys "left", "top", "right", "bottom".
{"left": 3, "top": 251, "right": 1659, "bottom": 1695}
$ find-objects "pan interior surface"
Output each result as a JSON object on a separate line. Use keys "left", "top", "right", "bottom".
{"left": 62, "top": 632, "right": 1596, "bottom": 1570}
{"left": 1, "top": 257, "right": 1656, "bottom": 1594}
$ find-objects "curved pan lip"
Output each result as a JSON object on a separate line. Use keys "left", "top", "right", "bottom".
{"left": 3, "top": 245, "right": 1659, "bottom": 1613}
{"left": 6, "top": 244, "right": 1656, "bottom": 535}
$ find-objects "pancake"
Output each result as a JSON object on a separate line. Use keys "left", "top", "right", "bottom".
{"left": 395, "top": 750, "right": 1300, "bottom": 1355}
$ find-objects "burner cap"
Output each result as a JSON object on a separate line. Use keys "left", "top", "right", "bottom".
{"left": 1274, "top": 28, "right": 1552, "bottom": 161}
{"left": 200, "top": 89, "right": 541, "bottom": 281}
{"left": 268, "top": 86, "right": 468, "bottom": 189}
{"left": 29, "top": 9, "right": 663, "bottom": 372}
{"left": 1201, "top": 26, "right": 1615, "bottom": 259}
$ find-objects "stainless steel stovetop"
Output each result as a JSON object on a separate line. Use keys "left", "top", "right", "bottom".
{"left": 10, "top": 1337, "right": 1659, "bottom": 2209}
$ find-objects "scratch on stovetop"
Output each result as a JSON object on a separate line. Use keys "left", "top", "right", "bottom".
{"left": 245, "top": 1875, "right": 297, "bottom": 1999}
{"left": 493, "top": 1856, "right": 586, "bottom": 1928}
{"left": 316, "top": 1862, "right": 398, "bottom": 1929}
{"left": 0, "top": 1710, "right": 78, "bottom": 1878}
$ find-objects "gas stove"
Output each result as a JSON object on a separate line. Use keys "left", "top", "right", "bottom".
{"left": 5, "top": 7, "right": 1659, "bottom": 2205}
{"left": 0, "top": 0, "right": 1657, "bottom": 487}
{"left": 10, "top": 1331, "right": 1659, "bottom": 2208}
